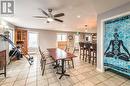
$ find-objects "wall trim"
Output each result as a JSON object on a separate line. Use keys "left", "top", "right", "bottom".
{"left": 96, "top": 68, "right": 104, "bottom": 72}
{"left": 102, "top": 11, "right": 130, "bottom": 22}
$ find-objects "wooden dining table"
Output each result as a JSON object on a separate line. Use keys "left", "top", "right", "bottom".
{"left": 47, "top": 48, "right": 76, "bottom": 79}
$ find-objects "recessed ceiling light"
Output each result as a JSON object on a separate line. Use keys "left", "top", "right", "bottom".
{"left": 77, "top": 15, "right": 81, "bottom": 18}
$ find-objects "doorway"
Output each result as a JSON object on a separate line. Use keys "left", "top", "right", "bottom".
{"left": 28, "top": 32, "right": 39, "bottom": 53}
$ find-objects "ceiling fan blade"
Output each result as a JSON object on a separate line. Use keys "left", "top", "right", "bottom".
{"left": 54, "top": 13, "right": 64, "bottom": 17}
{"left": 33, "top": 16, "right": 47, "bottom": 18}
{"left": 38, "top": 8, "right": 49, "bottom": 17}
{"left": 54, "top": 18, "right": 63, "bottom": 22}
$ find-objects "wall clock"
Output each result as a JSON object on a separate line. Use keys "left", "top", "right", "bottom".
{"left": 68, "top": 35, "right": 73, "bottom": 40}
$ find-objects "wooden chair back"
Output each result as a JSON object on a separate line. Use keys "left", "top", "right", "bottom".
{"left": 38, "top": 46, "right": 46, "bottom": 76}
{"left": 79, "top": 42, "right": 85, "bottom": 48}
{"left": 84, "top": 42, "right": 91, "bottom": 50}
{"left": 92, "top": 43, "right": 97, "bottom": 51}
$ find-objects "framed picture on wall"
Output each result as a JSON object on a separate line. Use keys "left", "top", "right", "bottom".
{"left": 103, "top": 14, "right": 130, "bottom": 76}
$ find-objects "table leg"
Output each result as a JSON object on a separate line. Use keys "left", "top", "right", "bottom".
{"left": 83, "top": 49, "right": 84, "bottom": 60}
{"left": 56, "top": 59, "right": 70, "bottom": 79}
{"left": 53, "top": 60, "right": 59, "bottom": 69}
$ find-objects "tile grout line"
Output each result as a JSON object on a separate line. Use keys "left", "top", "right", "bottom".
{"left": 24, "top": 65, "right": 31, "bottom": 86}
{"left": 95, "top": 74, "right": 116, "bottom": 85}
{"left": 119, "top": 79, "right": 129, "bottom": 86}
{"left": 12, "top": 68, "right": 24, "bottom": 86}
{"left": 0, "top": 77, "right": 6, "bottom": 86}
{"left": 36, "top": 54, "right": 39, "bottom": 86}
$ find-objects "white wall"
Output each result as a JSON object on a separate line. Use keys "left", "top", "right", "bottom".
{"left": 0, "top": 19, "right": 15, "bottom": 64}
{"left": 97, "top": 2, "right": 130, "bottom": 72}
{"left": 39, "top": 30, "right": 57, "bottom": 51}
{"left": 27, "top": 29, "right": 57, "bottom": 51}
{"left": 86, "top": 27, "right": 97, "bottom": 33}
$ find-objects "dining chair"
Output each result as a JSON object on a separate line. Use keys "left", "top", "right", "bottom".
{"left": 64, "top": 45, "right": 69, "bottom": 52}
{"left": 38, "top": 47, "right": 46, "bottom": 75}
{"left": 38, "top": 47, "right": 54, "bottom": 76}
{"left": 91, "top": 43, "right": 97, "bottom": 65}
{"left": 40, "top": 54, "right": 46, "bottom": 75}
{"left": 65, "top": 47, "right": 76, "bottom": 68}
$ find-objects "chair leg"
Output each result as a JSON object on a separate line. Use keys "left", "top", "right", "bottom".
{"left": 79, "top": 49, "right": 81, "bottom": 59}
{"left": 40, "top": 59, "right": 43, "bottom": 70}
{"left": 42, "top": 61, "right": 46, "bottom": 76}
{"left": 71, "top": 59, "right": 74, "bottom": 68}
{"left": 95, "top": 57, "right": 97, "bottom": 65}
{"left": 88, "top": 50, "right": 90, "bottom": 63}
{"left": 68, "top": 61, "right": 69, "bottom": 66}
{"left": 82, "top": 49, "right": 84, "bottom": 60}
{"left": 92, "top": 52, "right": 94, "bottom": 65}
{"left": 85, "top": 50, "right": 87, "bottom": 62}
{"left": 95, "top": 53, "right": 97, "bottom": 65}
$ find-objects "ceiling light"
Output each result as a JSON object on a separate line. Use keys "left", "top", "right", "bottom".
{"left": 47, "top": 18, "right": 54, "bottom": 22}
{"left": 85, "top": 29, "right": 87, "bottom": 32}
{"left": 77, "top": 15, "right": 81, "bottom": 18}
{"left": 84, "top": 25, "right": 87, "bottom": 32}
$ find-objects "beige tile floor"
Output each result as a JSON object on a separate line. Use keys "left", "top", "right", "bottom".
{"left": 0, "top": 53, "right": 130, "bottom": 86}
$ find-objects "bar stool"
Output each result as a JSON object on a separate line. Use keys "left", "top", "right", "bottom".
{"left": 84, "top": 42, "right": 91, "bottom": 62}
{"left": 79, "top": 42, "right": 85, "bottom": 60}
{"left": 90, "top": 43, "right": 97, "bottom": 65}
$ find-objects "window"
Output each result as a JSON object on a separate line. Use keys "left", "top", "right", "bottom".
{"left": 74, "top": 34, "right": 80, "bottom": 49}
{"left": 9, "top": 29, "right": 14, "bottom": 50}
{"left": 57, "top": 33, "right": 67, "bottom": 41}
{"left": 28, "top": 32, "right": 38, "bottom": 48}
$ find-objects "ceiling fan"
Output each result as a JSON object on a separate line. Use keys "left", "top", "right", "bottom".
{"left": 33, "top": 8, "right": 65, "bottom": 23}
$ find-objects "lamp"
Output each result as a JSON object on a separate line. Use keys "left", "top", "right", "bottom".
{"left": 47, "top": 17, "right": 54, "bottom": 22}
{"left": 84, "top": 25, "right": 87, "bottom": 32}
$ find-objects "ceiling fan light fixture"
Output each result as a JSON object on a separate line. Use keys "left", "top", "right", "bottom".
{"left": 34, "top": 8, "right": 64, "bottom": 23}
{"left": 47, "top": 17, "right": 54, "bottom": 22}
{"left": 77, "top": 15, "right": 81, "bottom": 18}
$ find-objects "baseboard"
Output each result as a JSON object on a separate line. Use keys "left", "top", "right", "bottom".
{"left": 96, "top": 68, "right": 104, "bottom": 72}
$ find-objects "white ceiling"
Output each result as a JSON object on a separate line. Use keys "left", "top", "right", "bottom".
{"left": 1, "top": 0, "right": 130, "bottom": 32}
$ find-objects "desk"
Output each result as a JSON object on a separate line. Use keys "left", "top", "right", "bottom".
{"left": 47, "top": 48, "right": 76, "bottom": 79}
